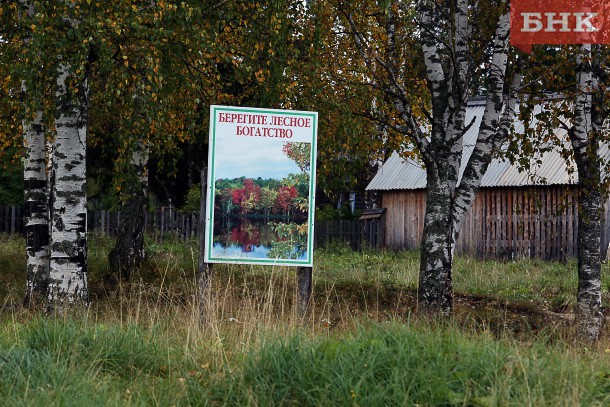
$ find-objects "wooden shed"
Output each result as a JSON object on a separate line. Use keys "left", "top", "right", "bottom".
{"left": 367, "top": 100, "right": 610, "bottom": 261}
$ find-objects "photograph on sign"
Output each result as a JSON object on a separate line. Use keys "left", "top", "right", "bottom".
{"left": 205, "top": 105, "right": 318, "bottom": 267}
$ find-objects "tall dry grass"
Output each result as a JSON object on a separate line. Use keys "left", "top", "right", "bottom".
{"left": 3, "top": 234, "right": 610, "bottom": 405}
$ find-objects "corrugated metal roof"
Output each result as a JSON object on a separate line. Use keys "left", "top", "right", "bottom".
{"left": 366, "top": 103, "right": 609, "bottom": 191}
{"left": 367, "top": 155, "right": 427, "bottom": 190}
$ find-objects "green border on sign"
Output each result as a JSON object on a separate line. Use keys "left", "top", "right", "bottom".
{"left": 205, "top": 105, "right": 317, "bottom": 267}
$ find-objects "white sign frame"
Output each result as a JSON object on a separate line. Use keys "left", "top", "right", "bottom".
{"left": 205, "top": 105, "right": 318, "bottom": 267}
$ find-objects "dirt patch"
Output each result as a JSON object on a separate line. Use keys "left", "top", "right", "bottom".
{"left": 312, "top": 280, "right": 578, "bottom": 337}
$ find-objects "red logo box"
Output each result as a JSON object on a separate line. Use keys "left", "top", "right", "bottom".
{"left": 511, "top": 0, "right": 610, "bottom": 52}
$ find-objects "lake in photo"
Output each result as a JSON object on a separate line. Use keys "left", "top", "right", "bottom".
{"left": 211, "top": 217, "right": 307, "bottom": 261}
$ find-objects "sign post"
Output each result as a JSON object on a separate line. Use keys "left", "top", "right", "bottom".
{"left": 197, "top": 166, "right": 213, "bottom": 323}
{"left": 297, "top": 266, "right": 313, "bottom": 316}
{"left": 205, "top": 105, "right": 318, "bottom": 314}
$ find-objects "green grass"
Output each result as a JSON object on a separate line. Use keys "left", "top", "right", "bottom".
{"left": 453, "top": 256, "right": 589, "bottom": 312}
{"left": 215, "top": 322, "right": 610, "bottom": 406}
{"left": 0, "top": 234, "right": 25, "bottom": 304}
{"left": 0, "top": 318, "right": 194, "bottom": 406}
{"left": 2, "top": 234, "right": 610, "bottom": 405}
{"left": 314, "top": 242, "right": 610, "bottom": 311}
{"left": 1, "top": 318, "right": 610, "bottom": 406}
{"left": 6, "top": 233, "right": 601, "bottom": 311}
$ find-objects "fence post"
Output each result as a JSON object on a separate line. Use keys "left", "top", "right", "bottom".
{"left": 160, "top": 207, "right": 165, "bottom": 241}
{"left": 3, "top": 206, "right": 8, "bottom": 233}
{"left": 10, "top": 206, "right": 16, "bottom": 235}
{"left": 115, "top": 211, "right": 120, "bottom": 236}
{"left": 297, "top": 266, "right": 312, "bottom": 317}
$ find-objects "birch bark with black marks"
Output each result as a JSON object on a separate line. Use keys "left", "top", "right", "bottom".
{"left": 341, "top": 0, "right": 516, "bottom": 313}
{"left": 416, "top": 0, "right": 514, "bottom": 313}
{"left": 19, "top": 0, "right": 49, "bottom": 307}
{"left": 570, "top": 44, "right": 604, "bottom": 341}
{"left": 47, "top": 62, "right": 89, "bottom": 310}
{"left": 108, "top": 139, "right": 149, "bottom": 281}
{"left": 23, "top": 108, "right": 49, "bottom": 307}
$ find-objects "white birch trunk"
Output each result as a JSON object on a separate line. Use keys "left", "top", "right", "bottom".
{"left": 23, "top": 108, "right": 49, "bottom": 307}
{"left": 452, "top": 11, "right": 515, "bottom": 241}
{"left": 571, "top": 44, "right": 603, "bottom": 341}
{"left": 415, "top": 1, "right": 512, "bottom": 313}
{"left": 19, "top": 0, "right": 50, "bottom": 307}
{"left": 344, "top": 0, "right": 514, "bottom": 313}
{"left": 48, "top": 62, "right": 89, "bottom": 309}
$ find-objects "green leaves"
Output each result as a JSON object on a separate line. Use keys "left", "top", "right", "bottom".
{"left": 0, "top": 0, "right": 427, "bottom": 204}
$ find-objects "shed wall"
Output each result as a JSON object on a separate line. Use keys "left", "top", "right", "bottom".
{"left": 381, "top": 186, "right": 610, "bottom": 260}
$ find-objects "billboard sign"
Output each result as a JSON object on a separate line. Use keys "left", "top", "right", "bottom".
{"left": 205, "top": 105, "right": 318, "bottom": 267}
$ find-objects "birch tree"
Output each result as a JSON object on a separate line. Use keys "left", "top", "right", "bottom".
{"left": 15, "top": 1, "right": 50, "bottom": 307}
{"left": 23, "top": 108, "right": 49, "bottom": 307}
{"left": 3, "top": 1, "right": 93, "bottom": 309}
{"left": 570, "top": 44, "right": 607, "bottom": 341}
{"left": 47, "top": 60, "right": 89, "bottom": 308}
{"left": 334, "top": 0, "right": 520, "bottom": 313}
{"left": 515, "top": 44, "right": 610, "bottom": 340}
{"left": 2, "top": 1, "right": 52, "bottom": 306}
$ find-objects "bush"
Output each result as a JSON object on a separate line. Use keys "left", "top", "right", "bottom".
{"left": 181, "top": 183, "right": 201, "bottom": 213}
{"left": 315, "top": 204, "right": 361, "bottom": 220}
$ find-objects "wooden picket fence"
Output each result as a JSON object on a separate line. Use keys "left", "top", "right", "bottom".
{"left": 0, "top": 206, "right": 382, "bottom": 249}
{"left": 0, "top": 205, "right": 23, "bottom": 236}
{"left": 88, "top": 207, "right": 201, "bottom": 241}
{"left": 4, "top": 199, "right": 609, "bottom": 259}
{"left": 314, "top": 218, "right": 384, "bottom": 250}
{"left": 381, "top": 186, "right": 610, "bottom": 261}
{"left": 0, "top": 206, "right": 201, "bottom": 241}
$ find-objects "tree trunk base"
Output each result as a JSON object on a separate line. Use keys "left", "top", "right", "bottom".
{"left": 109, "top": 195, "right": 146, "bottom": 281}
{"left": 575, "top": 302, "right": 604, "bottom": 341}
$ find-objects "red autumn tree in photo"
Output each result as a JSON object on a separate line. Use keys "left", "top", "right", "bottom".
{"left": 231, "top": 178, "right": 261, "bottom": 215}
{"left": 215, "top": 177, "right": 304, "bottom": 218}
{"left": 275, "top": 186, "right": 298, "bottom": 216}
{"left": 232, "top": 188, "right": 245, "bottom": 206}
{"left": 230, "top": 223, "right": 261, "bottom": 253}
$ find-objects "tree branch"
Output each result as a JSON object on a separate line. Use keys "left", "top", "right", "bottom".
{"left": 337, "top": 1, "right": 429, "bottom": 156}
{"left": 451, "top": 7, "right": 513, "bottom": 238}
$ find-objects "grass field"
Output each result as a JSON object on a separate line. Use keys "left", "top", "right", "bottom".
{"left": 1, "top": 233, "right": 610, "bottom": 406}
